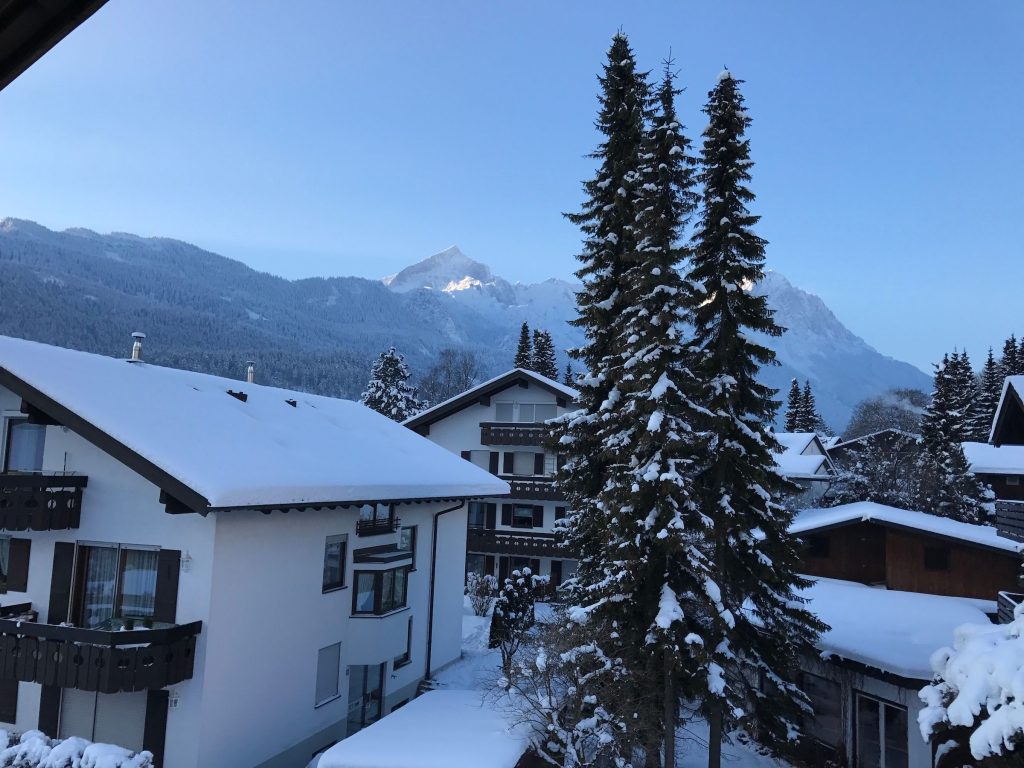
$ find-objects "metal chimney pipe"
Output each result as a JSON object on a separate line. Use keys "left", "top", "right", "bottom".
{"left": 246, "top": 361, "right": 255, "bottom": 384}
{"left": 130, "top": 331, "right": 146, "bottom": 362}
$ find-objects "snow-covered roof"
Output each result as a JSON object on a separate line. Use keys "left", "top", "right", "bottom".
{"left": 317, "top": 689, "right": 529, "bottom": 768}
{"left": 791, "top": 501, "right": 1024, "bottom": 554}
{"left": 0, "top": 335, "right": 508, "bottom": 511}
{"left": 404, "top": 367, "right": 578, "bottom": 429}
{"left": 772, "top": 432, "right": 832, "bottom": 479}
{"left": 991, "top": 375, "right": 1024, "bottom": 444}
{"left": 829, "top": 428, "right": 920, "bottom": 452}
{"left": 802, "top": 577, "right": 990, "bottom": 681}
{"left": 962, "top": 441, "right": 1024, "bottom": 475}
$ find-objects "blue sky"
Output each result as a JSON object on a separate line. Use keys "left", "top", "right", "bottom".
{"left": 0, "top": 1, "right": 1020, "bottom": 371}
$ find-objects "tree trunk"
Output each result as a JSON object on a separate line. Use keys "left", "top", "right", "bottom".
{"left": 663, "top": 649, "right": 676, "bottom": 768}
{"left": 707, "top": 701, "right": 723, "bottom": 768}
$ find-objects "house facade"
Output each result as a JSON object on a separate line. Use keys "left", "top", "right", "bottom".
{"left": 0, "top": 334, "right": 506, "bottom": 767}
{"left": 405, "top": 369, "right": 577, "bottom": 589}
{"left": 773, "top": 431, "right": 835, "bottom": 502}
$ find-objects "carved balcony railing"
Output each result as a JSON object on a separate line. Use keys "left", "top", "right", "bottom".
{"left": 0, "top": 606, "right": 201, "bottom": 693}
{"left": 0, "top": 473, "right": 87, "bottom": 531}
{"left": 499, "top": 477, "right": 563, "bottom": 501}
{"left": 356, "top": 516, "right": 401, "bottom": 537}
{"left": 467, "top": 530, "right": 568, "bottom": 558}
{"left": 997, "top": 591, "right": 1024, "bottom": 624}
{"left": 995, "top": 500, "right": 1024, "bottom": 543}
{"left": 480, "top": 422, "right": 547, "bottom": 447}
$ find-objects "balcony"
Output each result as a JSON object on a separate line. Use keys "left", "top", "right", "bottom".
{"left": 0, "top": 605, "right": 201, "bottom": 693}
{"left": 356, "top": 516, "right": 401, "bottom": 537}
{"left": 467, "top": 529, "right": 567, "bottom": 558}
{"left": 500, "top": 476, "right": 563, "bottom": 501}
{"left": 995, "top": 500, "right": 1024, "bottom": 542}
{"left": 480, "top": 422, "right": 547, "bottom": 447}
{"left": 0, "top": 473, "right": 87, "bottom": 531}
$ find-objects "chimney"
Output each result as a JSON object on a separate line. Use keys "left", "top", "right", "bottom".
{"left": 245, "top": 361, "right": 255, "bottom": 384}
{"left": 129, "top": 331, "right": 146, "bottom": 362}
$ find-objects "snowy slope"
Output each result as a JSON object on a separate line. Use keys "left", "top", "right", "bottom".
{"left": 383, "top": 248, "right": 930, "bottom": 431}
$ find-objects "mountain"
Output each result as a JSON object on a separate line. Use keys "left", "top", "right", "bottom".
{"left": 0, "top": 218, "right": 929, "bottom": 430}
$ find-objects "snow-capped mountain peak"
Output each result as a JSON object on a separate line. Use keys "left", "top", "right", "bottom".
{"left": 383, "top": 245, "right": 496, "bottom": 293}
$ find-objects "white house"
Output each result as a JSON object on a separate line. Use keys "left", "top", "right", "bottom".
{"left": 404, "top": 369, "right": 578, "bottom": 590}
{"left": 0, "top": 334, "right": 507, "bottom": 768}
{"left": 773, "top": 431, "right": 835, "bottom": 501}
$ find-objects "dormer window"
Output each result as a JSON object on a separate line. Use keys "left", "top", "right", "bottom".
{"left": 2, "top": 417, "right": 45, "bottom": 473}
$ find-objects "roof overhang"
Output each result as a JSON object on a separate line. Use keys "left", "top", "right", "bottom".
{"left": 991, "top": 378, "right": 1024, "bottom": 446}
{"left": 0, "top": 0, "right": 109, "bottom": 92}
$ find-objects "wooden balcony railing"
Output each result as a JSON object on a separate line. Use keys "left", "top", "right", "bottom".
{"left": 0, "top": 473, "right": 87, "bottom": 531}
{"left": 467, "top": 529, "right": 568, "bottom": 558}
{"left": 500, "top": 477, "right": 563, "bottom": 501}
{"left": 0, "top": 607, "right": 201, "bottom": 693}
{"left": 997, "top": 591, "right": 1023, "bottom": 624}
{"left": 356, "top": 516, "right": 401, "bottom": 537}
{"left": 995, "top": 500, "right": 1024, "bottom": 543}
{"left": 480, "top": 422, "right": 547, "bottom": 447}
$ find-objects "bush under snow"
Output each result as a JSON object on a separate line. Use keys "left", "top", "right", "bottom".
{"left": 919, "top": 603, "right": 1024, "bottom": 763}
{"left": 0, "top": 730, "right": 152, "bottom": 768}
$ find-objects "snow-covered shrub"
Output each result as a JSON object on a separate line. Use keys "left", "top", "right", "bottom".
{"left": 465, "top": 571, "right": 496, "bottom": 617}
{"left": 919, "top": 603, "right": 1024, "bottom": 765}
{"left": 0, "top": 730, "right": 152, "bottom": 768}
{"left": 488, "top": 568, "right": 536, "bottom": 675}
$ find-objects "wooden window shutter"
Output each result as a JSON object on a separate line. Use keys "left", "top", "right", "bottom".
{"left": 47, "top": 542, "right": 75, "bottom": 624}
{"left": 532, "top": 506, "right": 544, "bottom": 528}
{"left": 530, "top": 558, "right": 540, "bottom": 575}
{"left": 484, "top": 555, "right": 495, "bottom": 576}
{"left": 38, "top": 685, "right": 60, "bottom": 736}
{"left": 498, "top": 556, "right": 509, "bottom": 584}
{"left": 153, "top": 549, "right": 181, "bottom": 624}
{"left": 488, "top": 452, "right": 499, "bottom": 474}
{"left": 460, "top": 450, "right": 471, "bottom": 461}
{"left": 501, "top": 505, "right": 512, "bottom": 526}
{"left": 0, "top": 678, "right": 16, "bottom": 724}
{"left": 6, "top": 539, "right": 30, "bottom": 593}
{"left": 555, "top": 506, "right": 567, "bottom": 520}
{"left": 550, "top": 560, "right": 563, "bottom": 585}
{"left": 143, "top": 689, "right": 170, "bottom": 765}
{"left": 533, "top": 453, "right": 544, "bottom": 475}
{"left": 485, "top": 503, "right": 497, "bottom": 530}
{"left": 502, "top": 453, "right": 513, "bottom": 474}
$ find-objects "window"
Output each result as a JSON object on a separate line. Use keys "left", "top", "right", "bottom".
{"left": 315, "top": 642, "right": 342, "bottom": 706}
{"left": 495, "top": 402, "right": 514, "bottom": 421}
{"left": 806, "top": 534, "right": 830, "bottom": 558}
{"left": 855, "top": 694, "right": 908, "bottom": 768}
{"left": 1008, "top": 475, "right": 1021, "bottom": 486}
{"left": 495, "top": 402, "right": 557, "bottom": 423}
{"left": 468, "top": 450, "right": 490, "bottom": 470}
{"left": 512, "top": 452, "right": 536, "bottom": 476}
{"left": 467, "top": 502, "right": 487, "bottom": 529}
{"left": 2, "top": 418, "right": 45, "bottom": 473}
{"left": 512, "top": 506, "right": 535, "bottom": 529}
{"left": 923, "top": 545, "right": 950, "bottom": 571}
{"left": 74, "top": 544, "right": 159, "bottom": 629}
{"left": 347, "top": 663, "right": 385, "bottom": 733}
{"left": 394, "top": 617, "right": 413, "bottom": 669}
{"left": 399, "top": 526, "right": 417, "bottom": 569}
{"left": 533, "top": 404, "right": 556, "bottom": 422}
{"left": 352, "top": 567, "right": 410, "bottom": 616}
{"left": 323, "top": 535, "right": 347, "bottom": 592}
{"left": 802, "top": 672, "right": 842, "bottom": 748}
{"left": 465, "top": 553, "right": 486, "bottom": 576}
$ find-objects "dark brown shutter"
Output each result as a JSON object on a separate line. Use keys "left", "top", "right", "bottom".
{"left": 550, "top": 560, "right": 563, "bottom": 585}
{"left": 488, "top": 452, "right": 499, "bottom": 474}
{"left": 153, "top": 549, "right": 181, "bottom": 624}
{"left": 497, "top": 556, "right": 509, "bottom": 583}
{"left": 484, "top": 555, "right": 495, "bottom": 576}
{"left": 502, "top": 453, "right": 513, "bottom": 474}
{"left": 485, "top": 503, "right": 497, "bottom": 530}
{"left": 143, "top": 689, "right": 169, "bottom": 766}
{"left": 47, "top": 542, "right": 75, "bottom": 623}
{"left": 555, "top": 506, "right": 567, "bottom": 520}
{"left": 6, "top": 538, "right": 30, "bottom": 592}
{"left": 532, "top": 506, "right": 544, "bottom": 528}
{"left": 530, "top": 558, "right": 541, "bottom": 575}
{"left": 501, "top": 505, "right": 512, "bottom": 526}
{"left": 460, "top": 450, "right": 471, "bottom": 461}
{"left": 533, "top": 453, "right": 544, "bottom": 475}
{"left": 0, "top": 679, "right": 17, "bottom": 723}
{"left": 38, "top": 685, "right": 60, "bottom": 735}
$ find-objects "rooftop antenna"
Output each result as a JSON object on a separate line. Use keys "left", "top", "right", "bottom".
{"left": 129, "top": 331, "right": 146, "bottom": 362}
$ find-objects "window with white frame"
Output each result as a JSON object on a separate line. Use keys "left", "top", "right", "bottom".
{"left": 855, "top": 693, "right": 908, "bottom": 768}
{"left": 315, "top": 642, "right": 342, "bottom": 706}
{"left": 2, "top": 417, "right": 45, "bottom": 473}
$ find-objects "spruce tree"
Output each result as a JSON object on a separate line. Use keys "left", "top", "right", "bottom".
{"left": 970, "top": 348, "right": 1003, "bottom": 442}
{"left": 947, "top": 350, "right": 978, "bottom": 442}
{"left": 513, "top": 322, "right": 533, "bottom": 369}
{"left": 562, "top": 362, "right": 574, "bottom": 388}
{"left": 531, "top": 329, "right": 558, "bottom": 379}
{"left": 1018, "top": 337, "right": 1024, "bottom": 376}
{"left": 1001, "top": 335, "right": 1020, "bottom": 378}
{"left": 916, "top": 354, "right": 989, "bottom": 523}
{"left": 686, "top": 70, "right": 824, "bottom": 765}
{"left": 360, "top": 347, "right": 425, "bottom": 422}
{"left": 783, "top": 378, "right": 802, "bottom": 432}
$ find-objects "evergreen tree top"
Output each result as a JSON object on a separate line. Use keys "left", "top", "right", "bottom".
{"left": 513, "top": 322, "right": 532, "bottom": 370}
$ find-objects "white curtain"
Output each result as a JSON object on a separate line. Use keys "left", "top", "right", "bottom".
{"left": 119, "top": 549, "right": 158, "bottom": 619}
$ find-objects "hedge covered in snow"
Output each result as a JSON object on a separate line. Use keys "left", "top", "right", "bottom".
{"left": 919, "top": 603, "right": 1024, "bottom": 764}
{"left": 0, "top": 730, "right": 152, "bottom": 768}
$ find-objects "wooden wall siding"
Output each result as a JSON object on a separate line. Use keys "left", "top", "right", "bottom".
{"left": 996, "top": 501, "right": 1024, "bottom": 542}
{"left": 800, "top": 523, "right": 886, "bottom": 584}
{"left": 884, "top": 529, "right": 1020, "bottom": 599}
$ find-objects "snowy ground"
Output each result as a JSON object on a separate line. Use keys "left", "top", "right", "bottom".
{"left": 433, "top": 599, "right": 791, "bottom": 768}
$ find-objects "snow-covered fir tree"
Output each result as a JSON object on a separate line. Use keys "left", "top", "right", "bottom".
{"left": 967, "top": 348, "right": 1002, "bottom": 442}
{"left": 360, "top": 347, "right": 424, "bottom": 422}
{"left": 1019, "top": 336, "right": 1024, "bottom": 376}
{"left": 562, "top": 362, "right": 574, "bottom": 387}
{"left": 685, "top": 70, "right": 824, "bottom": 765}
{"left": 823, "top": 432, "right": 920, "bottom": 509}
{"left": 783, "top": 378, "right": 802, "bottom": 432}
{"left": 513, "top": 322, "right": 533, "bottom": 369}
{"left": 916, "top": 354, "right": 989, "bottom": 523}
{"left": 1001, "top": 335, "right": 1021, "bottom": 377}
{"left": 531, "top": 329, "right": 558, "bottom": 379}
{"left": 948, "top": 350, "right": 978, "bottom": 441}
{"left": 800, "top": 380, "right": 832, "bottom": 436}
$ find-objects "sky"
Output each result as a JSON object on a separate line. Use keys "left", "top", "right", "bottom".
{"left": 0, "top": 1, "right": 1021, "bottom": 372}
